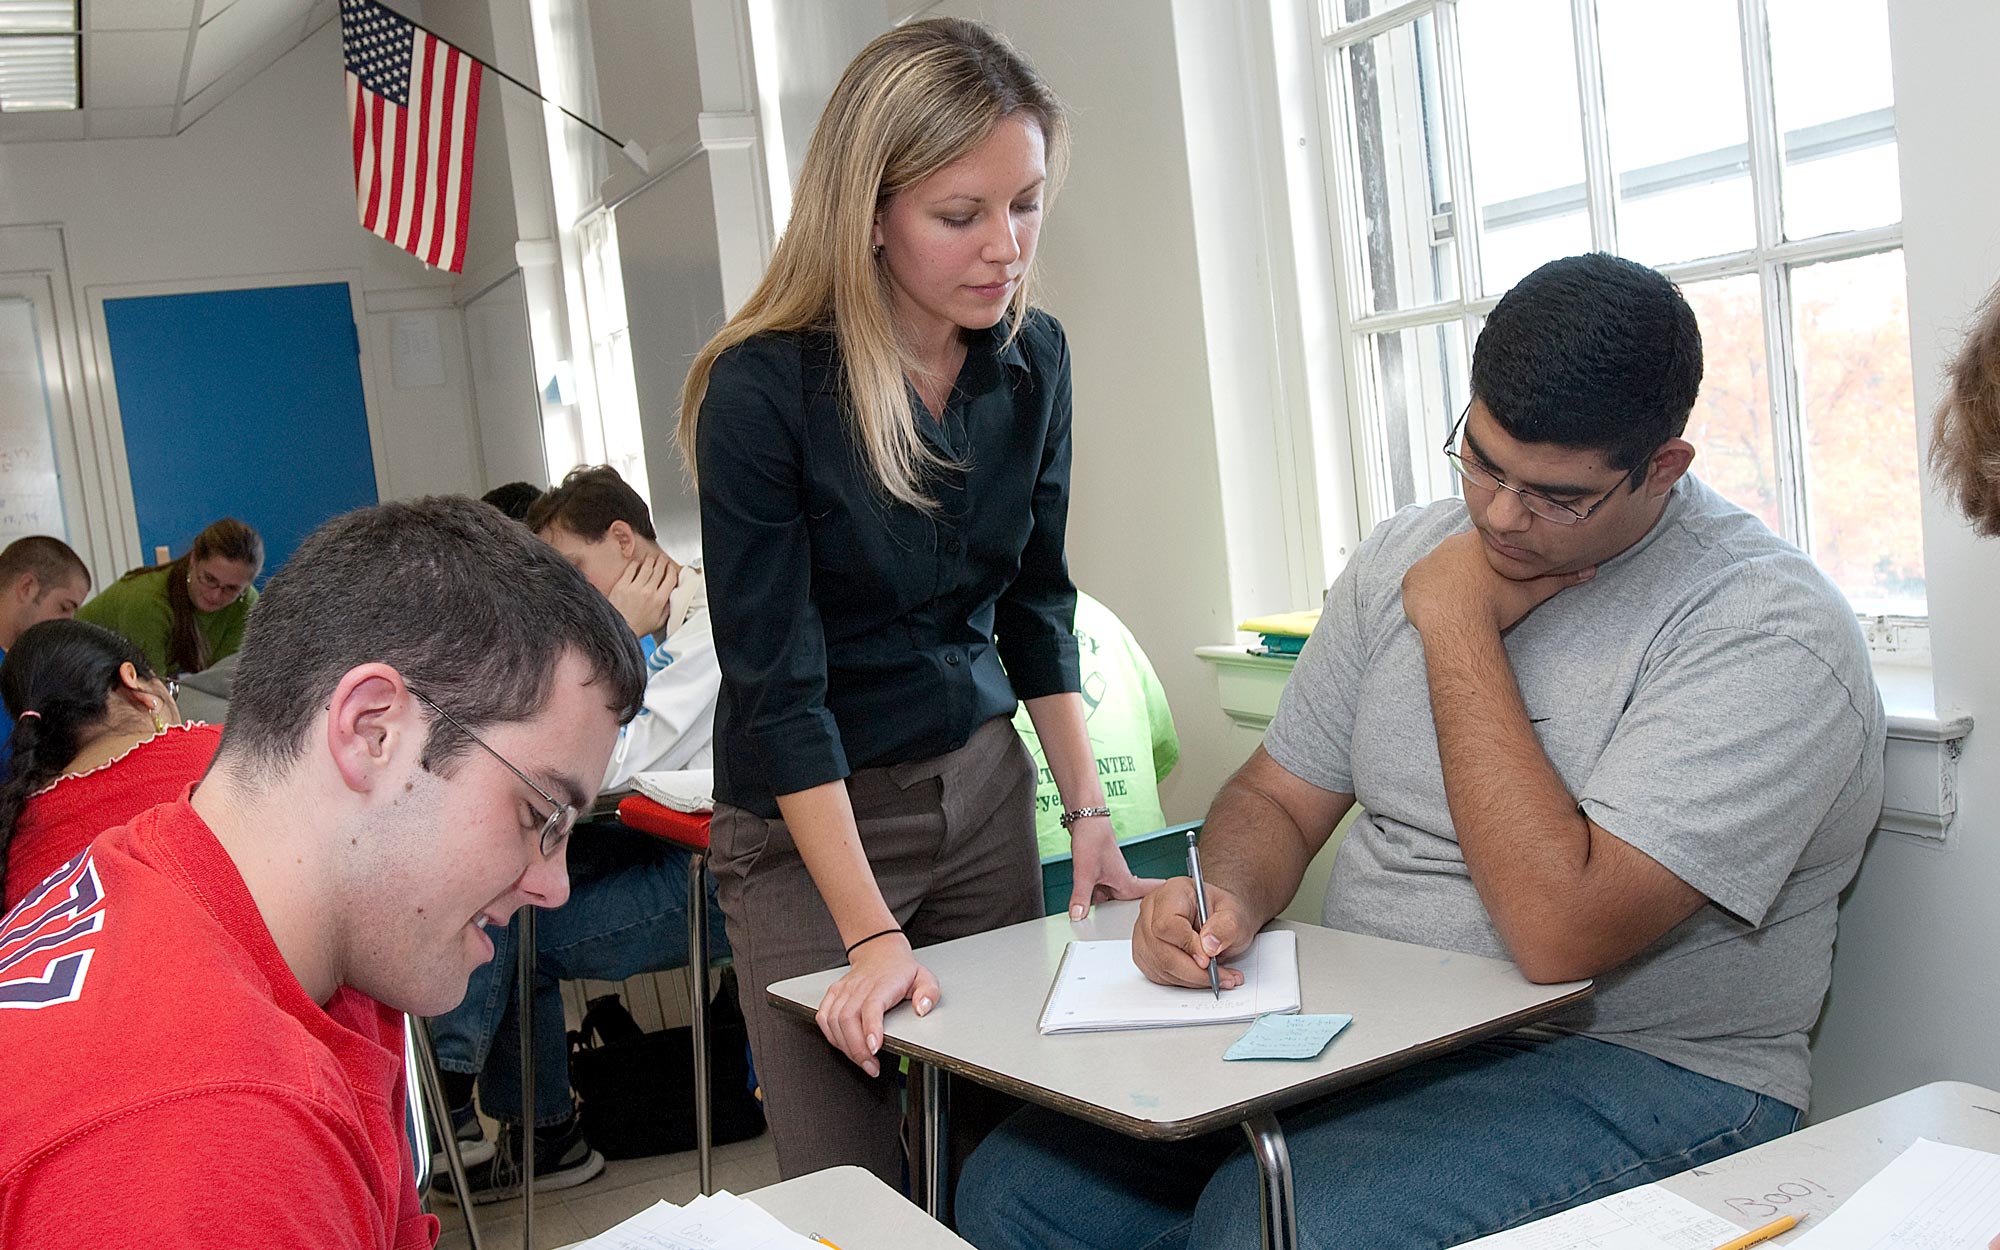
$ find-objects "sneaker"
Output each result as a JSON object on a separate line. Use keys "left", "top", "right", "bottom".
{"left": 430, "top": 1119, "right": 605, "bottom": 1206}
{"left": 430, "top": 1100, "right": 496, "bottom": 1170}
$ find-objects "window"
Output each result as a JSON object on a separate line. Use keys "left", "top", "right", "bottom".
{"left": 576, "top": 209, "right": 651, "bottom": 505}
{"left": 530, "top": 0, "right": 650, "bottom": 505}
{"left": 1312, "top": 0, "right": 1922, "bottom": 617}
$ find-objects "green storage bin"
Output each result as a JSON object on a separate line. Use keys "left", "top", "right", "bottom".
{"left": 1039, "top": 820, "right": 1204, "bottom": 916}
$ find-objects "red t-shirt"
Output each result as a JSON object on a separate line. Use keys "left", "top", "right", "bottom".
{"left": 4, "top": 722, "right": 223, "bottom": 910}
{"left": 0, "top": 796, "right": 439, "bottom": 1249}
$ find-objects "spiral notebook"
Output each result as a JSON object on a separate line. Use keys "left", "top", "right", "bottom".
{"left": 1037, "top": 931, "right": 1301, "bottom": 1034}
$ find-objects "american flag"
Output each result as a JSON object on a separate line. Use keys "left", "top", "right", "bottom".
{"left": 340, "top": 0, "right": 482, "bottom": 273}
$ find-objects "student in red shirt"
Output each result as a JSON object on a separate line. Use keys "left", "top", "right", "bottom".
{"left": 0, "top": 617, "right": 215, "bottom": 908}
{"left": 0, "top": 497, "right": 646, "bottom": 1248}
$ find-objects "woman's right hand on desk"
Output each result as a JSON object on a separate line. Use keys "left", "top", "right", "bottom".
{"left": 1133, "top": 877, "right": 1251, "bottom": 991}
{"left": 816, "top": 933, "right": 940, "bottom": 1078}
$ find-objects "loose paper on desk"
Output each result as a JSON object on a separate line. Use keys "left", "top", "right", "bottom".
{"left": 632, "top": 769, "right": 715, "bottom": 813}
{"left": 1224, "top": 1012, "right": 1352, "bottom": 1060}
{"left": 570, "top": 1190, "right": 824, "bottom": 1249}
{"left": 1787, "top": 1137, "right": 2000, "bottom": 1249}
{"left": 1038, "top": 931, "right": 1299, "bottom": 1034}
{"left": 1454, "top": 1183, "right": 1747, "bottom": 1250}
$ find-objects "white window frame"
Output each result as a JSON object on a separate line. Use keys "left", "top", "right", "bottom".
{"left": 526, "top": 0, "right": 651, "bottom": 503}
{"left": 1308, "top": 0, "right": 1922, "bottom": 650}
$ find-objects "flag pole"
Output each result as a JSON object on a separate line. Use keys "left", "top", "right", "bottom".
{"left": 366, "top": 1, "right": 648, "bottom": 172}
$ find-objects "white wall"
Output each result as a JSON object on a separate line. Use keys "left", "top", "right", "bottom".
{"left": 0, "top": 22, "right": 487, "bottom": 580}
{"left": 1805, "top": 0, "right": 2000, "bottom": 1116}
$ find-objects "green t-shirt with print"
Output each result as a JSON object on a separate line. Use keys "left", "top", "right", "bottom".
{"left": 1011, "top": 591, "right": 1181, "bottom": 859}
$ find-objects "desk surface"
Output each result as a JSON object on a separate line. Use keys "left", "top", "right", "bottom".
{"left": 1654, "top": 1080, "right": 2000, "bottom": 1237}
{"left": 767, "top": 900, "right": 1590, "bottom": 1140}
{"left": 746, "top": 1165, "right": 973, "bottom": 1249}
{"left": 554, "top": 1166, "right": 969, "bottom": 1250}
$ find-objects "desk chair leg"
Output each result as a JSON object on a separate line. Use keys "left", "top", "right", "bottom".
{"left": 517, "top": 907, "right": 537, "bottom": 1250}
{"left": 687, "top": 850, "right": 714, "bottom": 1195}
{"left": 411, "top": 1016, "right": 485, "bottom": 1250}
{"left": 913, "top": 1061, "right": 951, "bottom": 1225}
{"left": 1242, "top": 1112, "right": 1298, "bottom": 1250}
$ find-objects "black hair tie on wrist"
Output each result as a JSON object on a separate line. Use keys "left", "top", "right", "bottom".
{"left": 845, "top": 927, "right": 904, "bottom": 958}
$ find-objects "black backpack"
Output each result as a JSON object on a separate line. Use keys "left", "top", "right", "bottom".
{"left": 568, "top": 971, "right": 766, "bottom": 1159}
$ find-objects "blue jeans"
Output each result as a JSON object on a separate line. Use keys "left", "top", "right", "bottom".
{"left": 427, "top": 819, "right": 731, "bottom": 1127}
{"left": 956, "top": 1031, "right": 1801, "bottom": 1250}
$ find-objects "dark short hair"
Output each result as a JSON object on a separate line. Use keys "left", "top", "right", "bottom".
{"left": 0, "top": 536, "right": 89, "bottom": 596}
{"left": 217, "top": 496, "right": 646, "bottom": 775}
{"left": 526, "top": 465, "right": 656, "bottom": 542}
{"left": 1471, "top": 253, "right": 1704, "bottom": 473}
{"left": 481, "top": 481, "right": 544, "bottom": 523}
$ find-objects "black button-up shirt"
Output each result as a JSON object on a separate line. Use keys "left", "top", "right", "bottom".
{"left": 696, "top": 311, "right": 1082, "bottom": 818}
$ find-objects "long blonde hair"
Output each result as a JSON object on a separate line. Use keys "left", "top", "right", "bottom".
{"left": 678, "top": 18, "right": 1069, "bottom": 510}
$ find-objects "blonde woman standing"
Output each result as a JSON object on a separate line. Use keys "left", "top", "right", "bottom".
{"left": 680, "top": 18, "right": 1157, "bottom": 1182}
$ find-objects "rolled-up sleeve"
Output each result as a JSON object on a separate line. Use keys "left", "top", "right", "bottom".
{"left": 697, "top": 339, "right": 850, "bottom": 797}
{"left": 993, "top": 316, "right": 1081, "bottom": 700}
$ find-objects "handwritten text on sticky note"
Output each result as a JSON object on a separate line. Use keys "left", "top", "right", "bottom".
{"left": 1224, "top": 1013, "right": 1353, "bottom": 1061}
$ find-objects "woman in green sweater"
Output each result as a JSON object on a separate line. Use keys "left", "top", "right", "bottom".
{"left": 78, "top": 518, "right": 263, "bottom": 675}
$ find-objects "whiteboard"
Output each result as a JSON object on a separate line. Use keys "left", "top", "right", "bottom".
{"left": 0, "top": 297, "right": 69, "bottom": 543}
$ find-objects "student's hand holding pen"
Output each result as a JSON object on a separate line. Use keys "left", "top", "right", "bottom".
{"left": 815, "top": 933, "right": 940, "bottom": 1078}
{"left": 1132, "top": 876, "right": 1252, "bottom": 991}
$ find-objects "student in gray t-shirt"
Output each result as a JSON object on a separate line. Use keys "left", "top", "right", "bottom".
{"left": 958, "top": 254, "right": 1886, "bottom": 1250}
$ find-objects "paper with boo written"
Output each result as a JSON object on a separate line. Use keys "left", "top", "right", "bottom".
{"left": 1454, "top": 1183, "right": 1747, "bottom": 1249}
{"left": 1787, "top": 1137, "right": 2000, "bottom": 1249}
{"left": 1038, "top": 931, "right": 1300, "bottom": 1034}
{"left": 570, "top": 1190, "right": 824, "bottom": 1249}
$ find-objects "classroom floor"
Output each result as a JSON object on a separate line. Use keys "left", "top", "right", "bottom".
{"left": 430, "top": 1131, "right": 783, "bottom": 1250}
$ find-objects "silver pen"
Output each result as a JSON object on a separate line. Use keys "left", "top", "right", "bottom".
{"left": 1185, "top": 830, "right": 1222, "bottom": 999}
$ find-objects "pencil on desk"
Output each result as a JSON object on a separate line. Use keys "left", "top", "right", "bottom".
{"left": 1709, "top": 1213, "right": 1798, "bottom": 1250}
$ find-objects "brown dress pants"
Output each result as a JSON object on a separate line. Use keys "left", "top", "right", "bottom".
{"left": 710, "top": 716, "right": 1045, "bottom": 1185}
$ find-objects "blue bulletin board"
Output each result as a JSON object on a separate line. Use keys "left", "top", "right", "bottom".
{"left": 101, "top": 282, "right": 379, "bottom": 581}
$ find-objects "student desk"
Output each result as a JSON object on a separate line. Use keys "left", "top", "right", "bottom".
{"left": 766, "top": 899, "right": 1592, "bottom": 1250}
{"left": 748, "top": 1165, "right": 973, "bottom": 1248}
{"left": 553, "top": 1165, "right": 971, "bottom": 1249}
{"left": 1647, "top": 1080, "right": 2000, "bottom": 1237}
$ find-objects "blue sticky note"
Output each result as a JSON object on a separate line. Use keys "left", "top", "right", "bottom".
{"left": 1224, "top": 1013, "right": 1353, "bottom": 1061}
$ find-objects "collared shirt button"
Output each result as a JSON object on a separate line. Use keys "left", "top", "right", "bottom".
{"left": 945, "top": 651, "right": 961, "bottom": 666}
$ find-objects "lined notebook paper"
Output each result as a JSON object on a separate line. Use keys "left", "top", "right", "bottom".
{"left": 1037, "top": 931, "right": 1301, "bottom": 1034}
{"left": 1789, "top": 1138, "right": 2000, "bottom": 1249}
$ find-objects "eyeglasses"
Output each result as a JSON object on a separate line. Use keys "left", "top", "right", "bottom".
{"left": 408, "top": 688, "right": 578, "bottom": 858}
{"left": 191, "top": 564, "right": 249, "bottom": 604}
{"left": 164, "top": 678, "right": 179, "bottom": 700}
{"left": 1440, "top": 403, "right": 1649, "bottom": 526}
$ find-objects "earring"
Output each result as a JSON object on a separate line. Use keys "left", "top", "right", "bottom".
{"left": 147, "top": 698, "right": 165, "bottom": 734}
{"left": 871, "top": 243, "right": 883, "bottom": 259}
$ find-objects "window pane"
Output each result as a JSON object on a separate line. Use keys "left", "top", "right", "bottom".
{"left": 1767, "top": 0, "right": 1900, "bottom": 240}
{"left": 1792, "top": 250, "right": 1924, "bottom": 613}
{"left": 1358, "top": 320, "right": 1468, "bottom": 516}
{"left": 1681, "top": 275, "right": 1781, "bottom": 534}
{"left": 1338, "top": 14, "right": 1460, "bottom": 315}
{"left": 1458, "top": 0, "right": 1591, "bottom": 296}
{"left": 1599, "top": 0, "right": 1756, "bottom": 265}
{"left": 1328, "top": 0, "right": 1406, "bottom": 29}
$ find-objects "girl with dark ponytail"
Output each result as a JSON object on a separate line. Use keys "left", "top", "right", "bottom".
{"left": 0, "top": 619, "right": 219, "bottom": 907}
{"left": 76, "top": 518, "right": 264, "bottom": 676}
